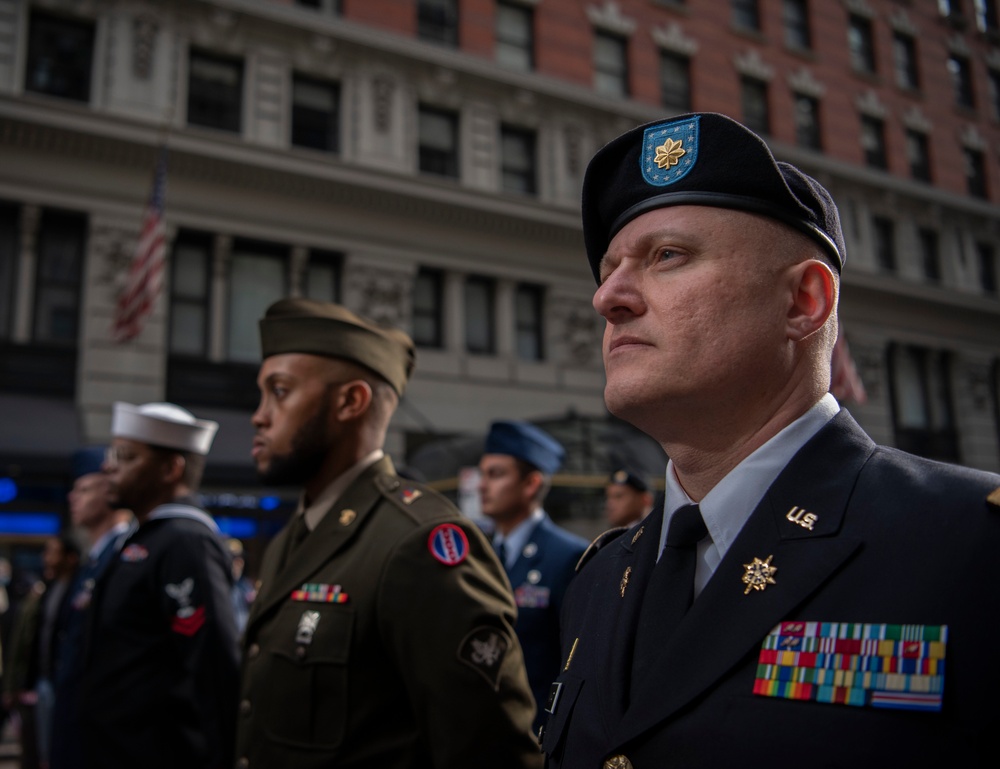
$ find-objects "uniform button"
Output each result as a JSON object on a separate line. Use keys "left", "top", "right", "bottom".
{"left": 604, "top": 756, "right": 633, "bottom": 769}
{"left": 236, "top": 758, "right": 249, "bottom": 769}
{"left": 247, "top": 643, "right": 260, "bottom": 659}
{"left": 239, "top": 699, "right": 252, "bottom": 716}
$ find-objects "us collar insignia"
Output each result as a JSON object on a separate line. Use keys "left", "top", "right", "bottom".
{"left": 401, "top": 487, "right": 422, "bottom": 505}
{"left": 742, "top": 555, "right": 778, "bottom": 595}
{"left": 641, "top": 116, "right": 699, "bottom": 187}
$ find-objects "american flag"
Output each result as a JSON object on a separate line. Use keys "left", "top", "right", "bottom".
{"left": 830, "top": 323, "right": 867, "bottom": 405}
{"left": 112, "top": 147, "right": 168, "bottom": 343}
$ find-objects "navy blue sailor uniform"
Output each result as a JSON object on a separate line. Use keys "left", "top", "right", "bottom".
{"left": 79, "top": 503, "right": 240, "bottom": 769}
{"left": 542, "top": 410, "right": 1000, "bottom": 768}
{"left": 499, "top": 513, "right": 588, "bottom": 734}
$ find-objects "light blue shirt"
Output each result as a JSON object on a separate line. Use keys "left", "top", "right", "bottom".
{"left": 493, "top": 508, "right": 544, "bottom": 571}
{"left": 660, "top": 393, "right": 841, "bottom": 597}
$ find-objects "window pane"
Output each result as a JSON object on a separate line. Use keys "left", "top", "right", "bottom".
{"left": 978, "top": 243, "right": 998, "bottom": 294}
{"left": 893, "top": 33, "right": 919, "bottom": 89}
{"left": 660, "top": 53, "right": 691, "bottom": 112}
{"left": 228, "top": 253, "right": 286, "bottom": 362}
{"left": 873, "top": 216, "right": 896, "bottom": 272}
{"left": 497, "top": 2, "right": 533, "bottom": 71}
{"left": 794, "top": 94, "right": 821, "bottom": 150}
{"left": 919, "top": 229, "right": 941, "bottom": 282}
{"left": 169, "top": 236, "right": 210, "bottom": 356}
{"left": 34, "top": 211, "right": 85, "bottom": 344}
{"left": 173, "top": 244, "right": 209, "bottom": 298}
{"left": 292, "top": 75, "right": 340, "bottom": 152}
{"left": 848, "top": 16, "right": 875, "bottom": 73}
{"left": 412, "top": 269, "right": 443, "bottom": 348}
{"left": 741, "top": 77, "right": 769, "bottom": 135}
{"left": 464, "top": 277, "right": 495, "bottom": 354}
{"left": 783, "top": 0, "right": 810, "bottom": 49}
{"left": 515, "top": 284, "right": 543, "bottom": 361}
{"left": 188, "top": 51, "right": 243, "bottom": 132}
{"left": 305, "top": 252, "right": 340, "bottom": 302}
{"left": 965, "top": 148, "right": 987, "bottom": 198}
{"left": 906, "top": 130, "right": 931, "bottom": 182}
{"left": 419, "top": 106, "right": 459, "bottom": 178}
{"left": 948, "top": 55, "right": 975, "bottom": 108}
{"left": 733, "top": 0, "right": 761, "bottom": 30}
{"left": 25, "top": 11, "right": 95, "bottom": 102}
{"left": 894, "top": 346, "right": 929, "bottom": 429}
{"left": 501, "top": 126, "right": 536, "bottom": 195}
{"left": 418, "top": 0, "right": 459, "bottom": 46}
{"left": 861, "top": 116, "right": 886, "bottom": 169}
{"left": 170, "top": 305, "right": 206, "bottom": 356}
{"left": 594, "top": 32, "right": 628, "bottom": 97}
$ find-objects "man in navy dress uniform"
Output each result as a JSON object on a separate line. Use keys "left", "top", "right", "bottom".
{"left": 479, "top": 421, "right": 588, "bottom": 733}
{"left": 603, "top": 469, "right": 654, "bottom": 529}
{"left": 540, "top": 112, "right": 1000, "bottom": 768}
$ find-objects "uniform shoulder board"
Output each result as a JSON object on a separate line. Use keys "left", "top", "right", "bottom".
{"left": 988, "top": 486, "right": 1000, "bottom": 508}
{"left": 575, "top": 527, "right": 628, "bottom": 572}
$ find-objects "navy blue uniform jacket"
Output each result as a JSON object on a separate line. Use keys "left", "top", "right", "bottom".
{"left": 542, "top": 411, "right": 1000, "bottom": 768}
{"left": 506, "top": 514, "right": 587, "bottom": 732}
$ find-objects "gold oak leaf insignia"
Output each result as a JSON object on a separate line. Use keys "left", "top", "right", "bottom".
{"left": 654, "top": 137, "right": 686, "bottom": 169}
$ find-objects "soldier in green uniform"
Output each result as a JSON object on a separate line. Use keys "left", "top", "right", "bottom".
{"left": 235, "top": 298, "right": 541, "bottom": 769}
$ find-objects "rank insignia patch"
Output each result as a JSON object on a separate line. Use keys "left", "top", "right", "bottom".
{"left": 171, "top": 605, "right": 206, "bottom": 636}
{"left": 641, "top": 116, "right": 699, "bottom": 187}
{"left": 121, "top": 544, "right": 149, "bottom": 562}
{"left": 291, "top": 583, "right": 348, "bottom": 603}
{"left": 458, "top": 626, "right": 510, "bottom": 690}
{"left": 754, "top": 621, "right": 947, "bottom": 712}
{"left": 515, "top": 584, "right": 551, "bottom": 608}
{"left": 428, "top": 523, "right": 469, "bottom": 566}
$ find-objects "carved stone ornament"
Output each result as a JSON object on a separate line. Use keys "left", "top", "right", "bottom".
{"left": 132, "top": 14, "right": 159, "bottom": 80}
{"left": 346, "top": 265, "right": 411, "bottom": 329}
{"left": 373, "top": 75, "right": 395, "bottom": 133}
{"left": 553, "top": 297, "right": 601, "bottom": 367}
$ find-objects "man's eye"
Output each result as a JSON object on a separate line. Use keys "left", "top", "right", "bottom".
{"left": 658, "top": 248, "right": 678, "bottom": 261}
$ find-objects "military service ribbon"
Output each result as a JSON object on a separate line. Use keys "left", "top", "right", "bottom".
{"left": 754, "top": 621, "right": 947, "bottom": 712}
{"left": 291, "top": 583, "right": 349, "bottom": 603}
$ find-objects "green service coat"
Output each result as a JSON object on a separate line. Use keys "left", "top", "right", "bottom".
{"left": 235, "top": 457, "right": 542, "bottom": 769}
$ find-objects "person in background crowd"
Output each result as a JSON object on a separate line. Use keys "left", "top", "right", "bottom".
{"left": 604, "top": 468, "right": 655, "bottom": 529}
{"left": 80, "top": 402, "right": 239, "bottom": 769}
{"left": 50, "top": 472, "right": 132, "bottom": 769}
{"left": 540, "top": 112, "right": 1000, "bottom": 768}
{"left": 478, "top": 420, "right": 588, "bottom": 735}
{"left": 237, "top": 298, "right": 541, "bottom": 768}
{"left": 225, "top": 539, "right": 255, "bottom": 635}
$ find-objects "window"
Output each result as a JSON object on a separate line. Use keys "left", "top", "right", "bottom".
{"left": 964, "top": 147, "right": 988, "bottom": 198}
{"left": 418, "top": 0, "right": 459, "bottom": 46}
{"left": 168, "top": 233, "right": 212, "bottom": 357}
{"left": 938, "top": 0, "right": 966, "bottom": 22}
{"left": 500, "top": 126, "right": 536, "bottom": 195}
{"left": 304, "top": 251, "right": 341, "bottom": 303}
{"left": 515, "top": 284, "right": 544, "bottom": 361}
{"left": 418, "top": 106, "right": 460, "bottom": 179}
{"left": 291, "top": 74, "right": 340, "bottom": 153}
{"left": 893, "top": 32, "right": 919, "bottom": 90}
{"left": 872, "top": 216, "right": 896, "bottom": 273}
{"left": 988, "top": 69, "right": 1000, "bottom": 120}
{"left": 783, "top": 0, "right": 811, "bottom": 49}
{"left": 412, "top": 269, "right": 444, "bottom": 348}
{"left": 906, "top": 130, "right": 932, "bottom": 182}
{"left": 741, "top": 77, "right": 770, "bottom": 135}
{"left": 227, "top": 243, "right": 288, "bottom": 363}
{"left": 660, "top": 52, "right": 692, "bottom": 113}
{"left": 793, "top": 94, "right": 821, "bottom": 150}
{"left": 975, "top": 0, "right": 1000, "bottom": 32}
{"left": 464, "top": 276, "right": 495, "bottom": 354}
{"left": 732, "top": 0, "right": 761, "bottom": 31}
{"left": 948, "top": 54, "right": 976, "bottom": 109}
{"left": 497, "top": 1, "right": 533, "bottom": 71}
{"left": 295, "top": 0, "right": 341, "bottom": 11}
{"left": 594, "top": 31, "right": 629, "bottom": 98}
{"left": 25, "top": 11, "right": 95, "bottom": 103}
{"left": 34, "top": 210, "right": 86, "bottom": 345}
{"left": 978, "top": 242, "right": 998, "bottom": 294}
{"left": 889, "top": 344, "right": 959, "bottom": 462}
{"left": 848, "top": 15, "right": 876, "bottom": 75}
{"left": 0, "top": 204, "right": 17, "bottom": 340}
{"left": 919, "top": 228, "right": 941, "bottom": 283}
{"left": 860, "top": 115, "right": 887, "bottom": 169}
{"left": 187, "top": 50, "right": 243, "bottom": 132}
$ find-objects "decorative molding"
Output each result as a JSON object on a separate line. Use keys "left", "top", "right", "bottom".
{"left": 856, "top": 89, "right": 888, "bottom": 118}
{"left": 651, "top": 23, "right": 698, "bottom": 56}
{"left": 551, "top": 296, "right": 602, "bottom": 368}
{"left": 587, "top": 2, "right": 637, "bottom": 36}
{"left": 888, "top": 9, "right": 916, "bottom": 36}
{"left": 963, "top": 361, "right": 993, "bottom": 410}
{"left": 960, "top": 124, "right": 987, "bottom": 150}
{"left": 372, "top": 74, "right": 395, "bottom": 133}
{"left": 901, "top": 106, "right": 932, "bottom": 134}
{"left": 132, "top": 14, "right": 159, "bottom": 80}
{"left": 564, "top": 124, "right": 583, "bottom": 179}
{"left": 344, "top": 263, "right": 412, "bottom": 330}
{"left": 734, "top": 49, "right": 774, "bottom": 81}
{"left": 842, "top": 0, "right": 875, "bottom": 18}
{"left": 788, "top": 67, "right": 825, "bottom": 98}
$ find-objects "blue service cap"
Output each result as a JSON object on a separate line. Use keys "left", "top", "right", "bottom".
{"left": 609, "top": 468, "right": 649, "bottom": 493}
{"left": 483, "top": 421, "right": 565, "bottom": 475}
{"left": 582, "top": 112, "right": 846, "bottom": 283}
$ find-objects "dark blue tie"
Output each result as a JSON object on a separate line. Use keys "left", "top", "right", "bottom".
{"left": 494, "top": 539, "right": 508, "bottom": 568}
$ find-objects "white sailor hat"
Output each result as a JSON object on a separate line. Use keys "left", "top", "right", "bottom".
{"left": 110, "top": 402, "right": 219, "bottom": 456}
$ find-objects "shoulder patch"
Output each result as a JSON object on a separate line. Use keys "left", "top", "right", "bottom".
{"left": 576, "top": 527, "right": 628, "bottom": 572}
{"left": 457, "top": 626, "right": 511, "bottom": 690}
{"left": 428, "top": 523, "right": 469, "bottom": 566}
{"left": 988, "top": 486, "right": 1000, "bottom": 508}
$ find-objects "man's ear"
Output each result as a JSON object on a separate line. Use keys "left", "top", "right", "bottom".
{"left": 522, "top": 470, "right": 543, "bottom": 504}
{"left": 161, "top": 453, "right": 186, "bottom": 485}
{"left": 335, "top": 380, "right": 374, "bottom": 421}
{"left": 786, "top": 259, "right": 836, "bottom": 341}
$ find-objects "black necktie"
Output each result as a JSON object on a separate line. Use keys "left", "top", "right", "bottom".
{"left": 494, "top": 539, "right": 508, "bottom": 568}
{"left": 630, "top": 504, "right": 708, "bottom": 693}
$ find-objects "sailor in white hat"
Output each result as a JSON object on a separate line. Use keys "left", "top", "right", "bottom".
{"left": 79, "top": 403, "right": 240, "bottom": 769}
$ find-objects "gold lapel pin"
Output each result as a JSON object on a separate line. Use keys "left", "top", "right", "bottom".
{"left": 742, "top": 555, "right": 777, "bottom": 595}
{"left": 620, "top": 566, "right": 632, "bottom": 598}
{"left": 630, "top": 525, "right": 644, "bottom": 546}
{"left": 339, "top": 509, "right": 357, "bottom": 526}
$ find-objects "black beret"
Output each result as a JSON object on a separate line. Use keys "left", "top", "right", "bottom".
{"left": 582, "top": 112, "right": 846, "bottom": 282}
{"left": 609, "top": 468, "right": 649, "bottom": 493}
{"left": 259, "top": 298, "right": 415, "bottom": 396}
